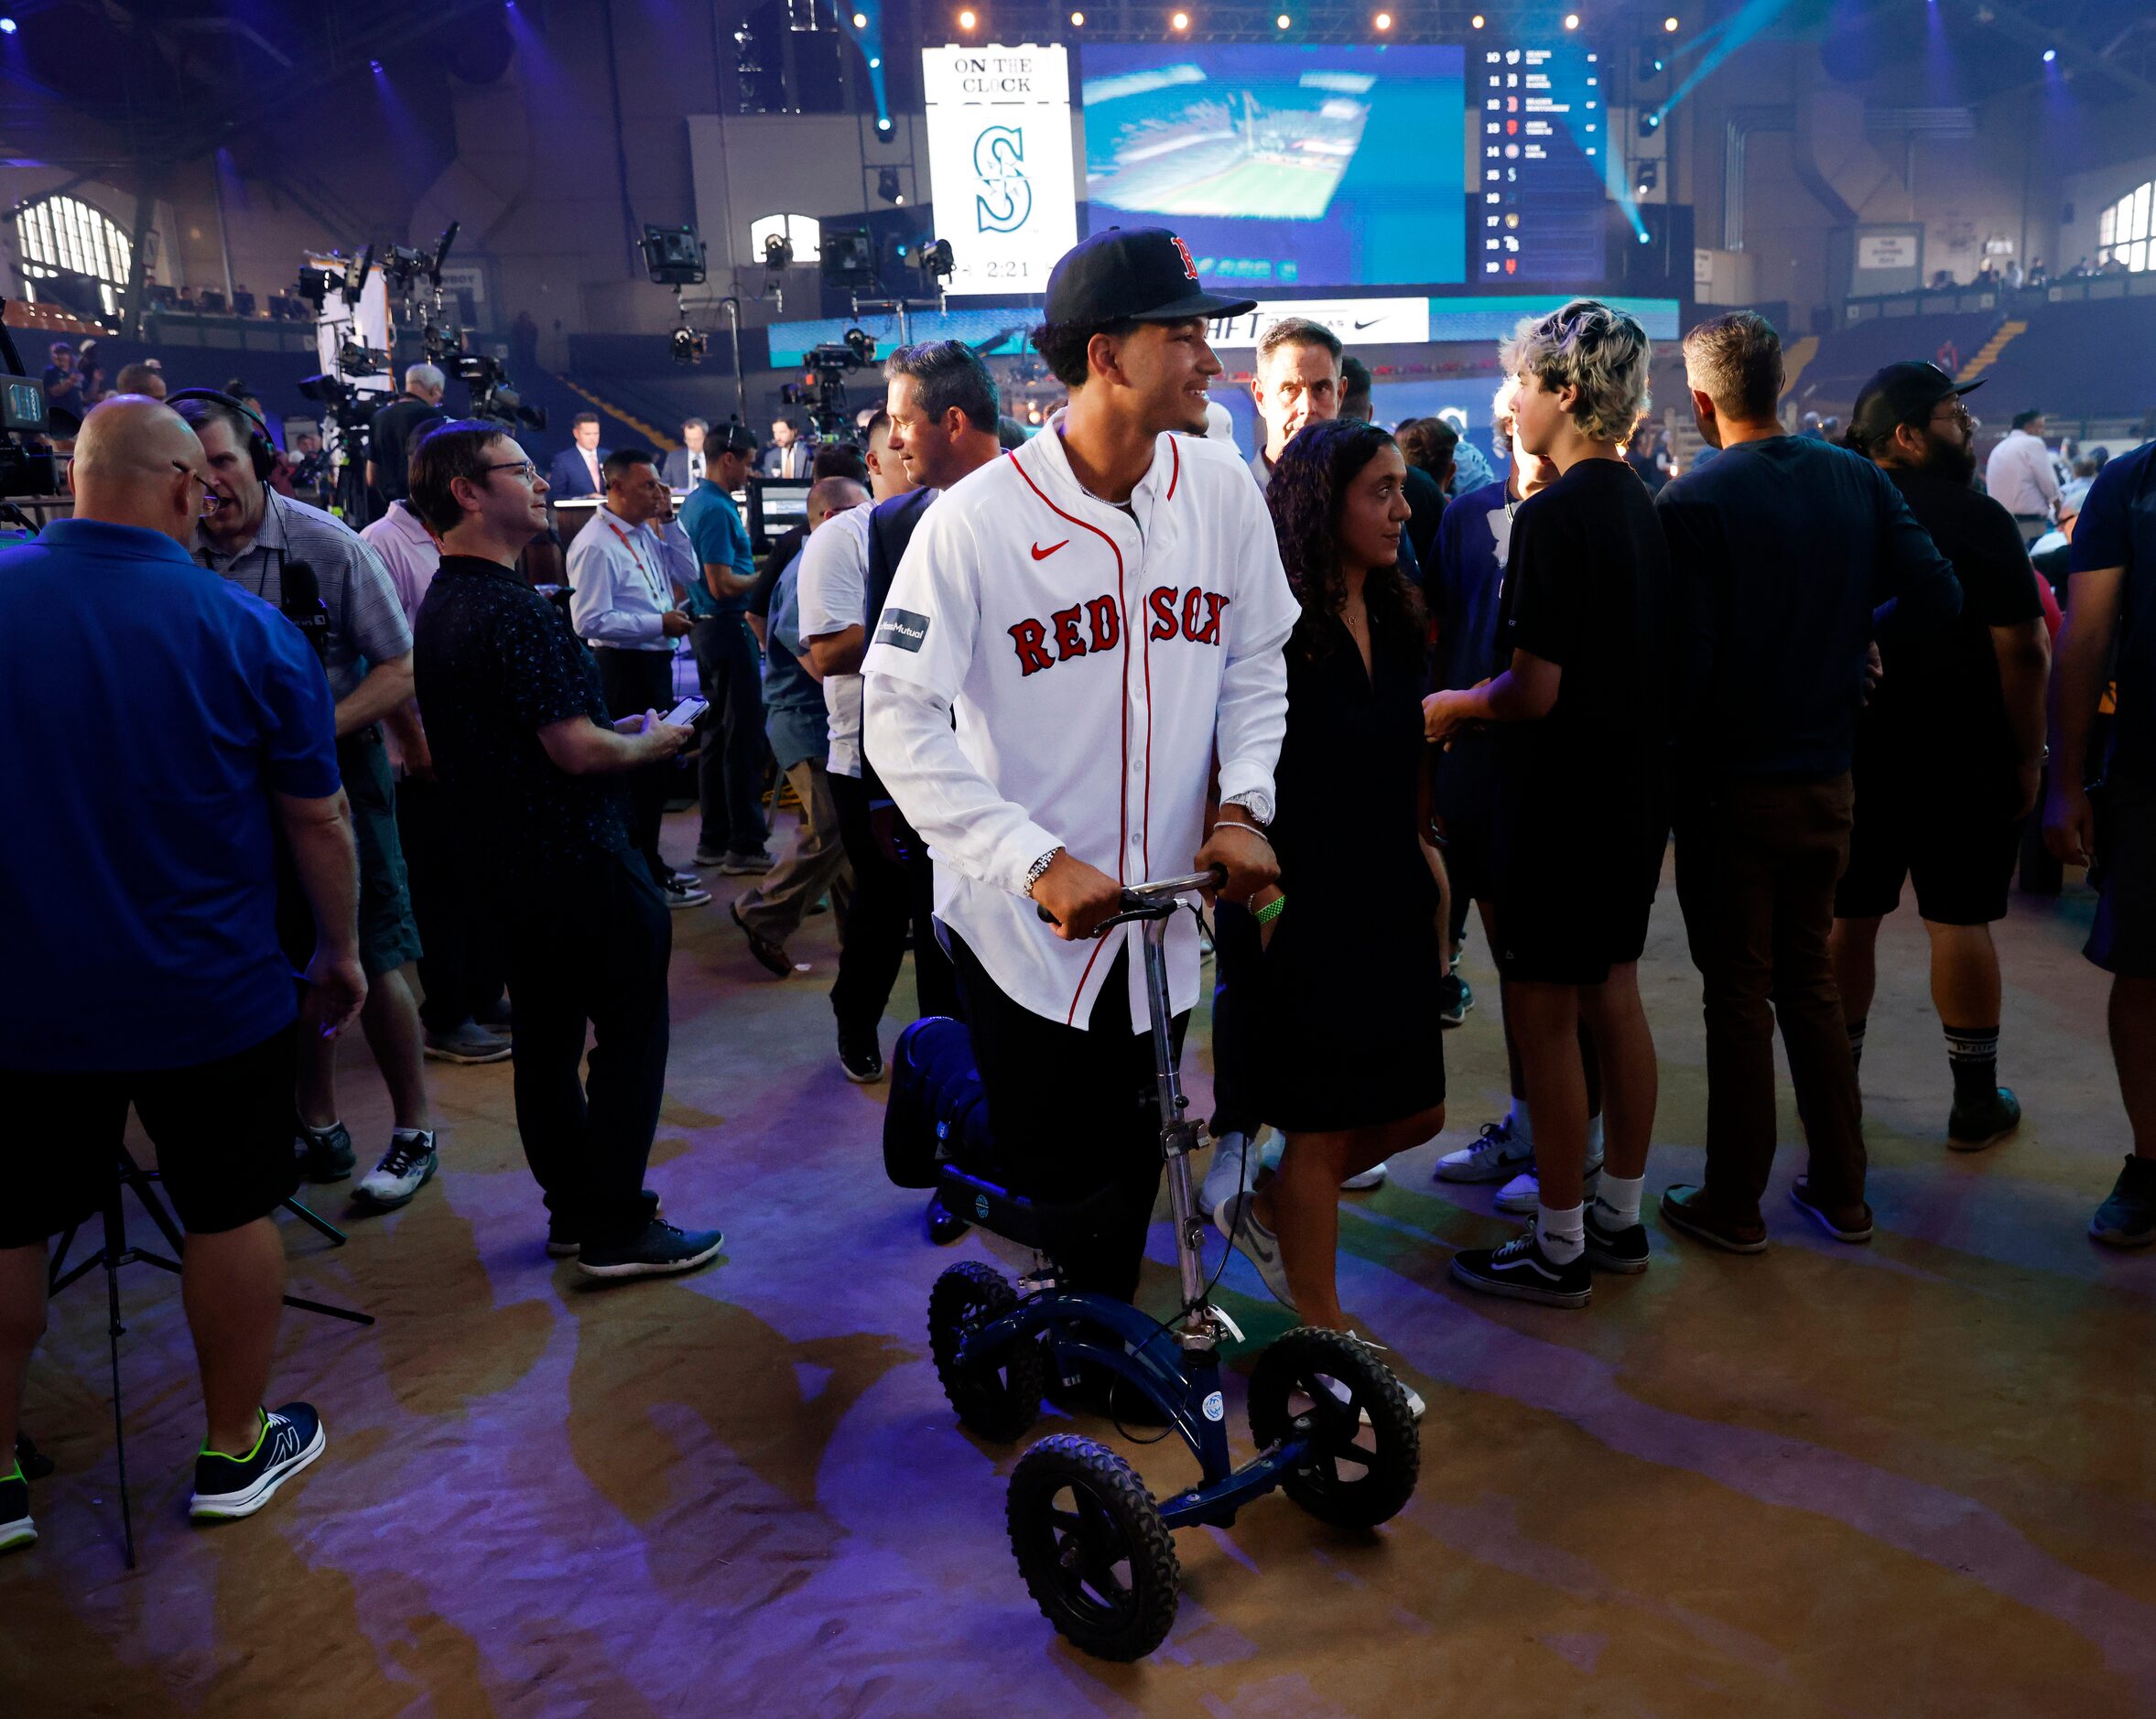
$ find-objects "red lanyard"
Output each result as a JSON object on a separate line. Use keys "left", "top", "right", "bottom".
{"left": 603, "top": 516, "right": 664, "bottom": 600}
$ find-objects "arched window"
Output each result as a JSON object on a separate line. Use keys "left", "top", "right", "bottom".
{"left": 750, "top": 212, "right": 821, "bottom": 267}
{"left": 11, "top": 193, "right": 134, "bottom": 317}
{"left": 2098, "top": 180, "right": 2153, "bottom": 274}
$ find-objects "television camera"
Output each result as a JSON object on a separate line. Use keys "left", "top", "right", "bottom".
{"left": 641, "top": 222, "right": 714, "bottom": 369}
{"left": 780, "top": 327, "right": 877, "bottom": 438}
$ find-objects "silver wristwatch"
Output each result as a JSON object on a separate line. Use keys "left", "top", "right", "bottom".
{"left": 1221, "top": 790, "right": 1274, "bottom": 827}
{"left": 1024, "top": 846, "right": 1063, "bottom": 897}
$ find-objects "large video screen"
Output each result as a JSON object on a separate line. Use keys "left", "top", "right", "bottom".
{"left": 1080, "top": 45, "right": 1468, "bottom": 290}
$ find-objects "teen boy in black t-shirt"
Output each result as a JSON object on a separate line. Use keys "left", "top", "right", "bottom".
{"left": 1830, "top": 362, "right": 2051, "bottom": 1153}
{"left": 1425, "top": 299, "right": 1671, "bottom": 1309}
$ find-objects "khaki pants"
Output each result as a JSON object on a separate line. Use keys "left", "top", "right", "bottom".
{"left": 1674, "top": 773, "right": 1867, "bottom": 1217}
{"left": 736, "top": 758, "right": 851, "bottom": 948}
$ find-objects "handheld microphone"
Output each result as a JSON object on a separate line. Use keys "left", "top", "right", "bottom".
{"left": 281, "top": 558, "right": 331, "bottom": 663}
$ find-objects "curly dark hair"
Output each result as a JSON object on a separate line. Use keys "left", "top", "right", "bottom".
{"left": 1264, "top": 418, "right": 1426, "bottom": 659}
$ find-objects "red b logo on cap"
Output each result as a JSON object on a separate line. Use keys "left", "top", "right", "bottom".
{"left": 1171, "top": 236, "right": 1198, "bottom": 282}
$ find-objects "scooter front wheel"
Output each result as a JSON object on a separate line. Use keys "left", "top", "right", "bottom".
{"left": 1006, "top": 1433, "right": 1180, "bottom": 1660}
{"left": 1248, "top": 1327, "right": 1420, "bottom": 1529}
{"left": 927, "top": 1261, "right": 1042, "bottom": 1441}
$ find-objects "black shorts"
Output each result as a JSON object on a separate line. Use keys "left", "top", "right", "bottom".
{"left": 1835, "top": 776, "right": 2021, "bottom": 926}
{"left": 2087, "top": 794, "right": 2156, "bottom": 978}
{"left": 0, "top": 1024, "right": 301, "bottom": 1248}
{"left": 278, "top": 729, "right": 422, "bottom": 981}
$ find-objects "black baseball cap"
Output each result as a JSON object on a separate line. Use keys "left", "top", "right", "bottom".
{"left": 1848, "top": 361, "right": 1985, "bottom": 450}
{"left": 1044, "top": 227, "right": 1259, "bottom": 327}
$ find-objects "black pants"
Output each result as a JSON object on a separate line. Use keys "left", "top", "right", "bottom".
{"left": 594, "top": 647, "right": 679, "bottom": 891}
{"left": 395, "top": 773, "right": 505, "bottom": 1036}
{"left": 1208, "top": 899, "right": 1266, "bottom": 1139}
{"left": 829, "top": 773, "right": 959, "bottom": 1037}
{"left": 689, "top": 614, "right": 768, "bottom": 858}
{"left": 503, "top": 852, "right": 672, "bottom": 1248}
{"left": 951, "top": 934, "right": 1187, "bottom": 1303}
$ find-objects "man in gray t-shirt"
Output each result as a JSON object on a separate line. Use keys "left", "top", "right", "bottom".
{"left": 179, "top": 392, "right": 442, "bottom": 1216}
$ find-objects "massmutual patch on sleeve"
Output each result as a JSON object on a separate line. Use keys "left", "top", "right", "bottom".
{"left": 875, "top": 607, "right": 932, "bottom": 653}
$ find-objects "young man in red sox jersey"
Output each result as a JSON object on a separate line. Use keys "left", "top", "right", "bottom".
{"left": 862, "top": 228, "right": 1300, "bottom": 1330}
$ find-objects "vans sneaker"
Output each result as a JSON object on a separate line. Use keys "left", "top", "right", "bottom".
{"left": 1450, "top": 1231, "right": 1593, "bottom": 1308}
{"left": 189, "top": 1403, "right": 326, "bottom": 1521}
{"left": 1583, "top": 1205, "right": 1650, "bottom": 1273}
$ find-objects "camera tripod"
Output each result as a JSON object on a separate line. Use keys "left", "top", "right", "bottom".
{"left": 44, "top": 1151, "right": 373, "bottom": 1568}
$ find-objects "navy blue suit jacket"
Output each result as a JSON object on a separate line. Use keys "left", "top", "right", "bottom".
{"left": 547, "top": 445, "right": 609, "bottom": 499}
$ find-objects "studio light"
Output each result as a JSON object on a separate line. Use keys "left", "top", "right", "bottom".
{"left": 877, "top": 167, "right": 903, "bottom": 204}
{"left": 1470, "top": 14, "right": 1485, "bottom": 27}
{"left": 875, "top": 115, "right": 894, "bottom": 135}
{"left": 1171, "top": 10, "right": 1189, "bottom": 29}
{"left": 852, "top": 9, "right": 867, "bottom": 25}
{"left": 2042, "top": 48, "right": 2057, "bottom": 62}
{"left": 958, "top": 8, "right": 976, "bottom": 29}
{"left": 1373, "top": 10, "right": 1392, "bottom": 30}
{"left": 1276, "top": 11, "right": 1291, "bottom": 25}
{"left": 1564, "top": 12, "right": 1580, "bottom": 28}
{"left": 0, "top": 17, "right": 17, "bottom": 33}
{"left": 1664, "top": 15, "right": 1679, "bottom": 30}
{"left": 1639, "top": 109, "right": 1661, "bottom": 134}
{"left": 1070, "top": 9, "right": 1085, "bottom": 22}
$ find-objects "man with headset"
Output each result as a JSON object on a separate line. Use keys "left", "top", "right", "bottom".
{"left": 176, "top": 391, "right": 441, "bottom": 1215}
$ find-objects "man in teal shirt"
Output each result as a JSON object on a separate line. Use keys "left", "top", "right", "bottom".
{"left": 677, "top": 423, "right": 769, "bottom": 872}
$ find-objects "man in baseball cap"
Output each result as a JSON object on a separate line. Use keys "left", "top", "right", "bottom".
{"left": 1832, "top": 358, "right": 2050, "bottom": 1155}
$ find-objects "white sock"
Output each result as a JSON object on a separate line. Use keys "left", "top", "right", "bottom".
{"left": 1507, "top": 1099, "right": 1535, "bottom": 1148}
{"left": 300, "top": 1119, "right": 342, "bottom": 1139}
{"left": 1536, "top": 1201, "right": 1586, "bottom": 1265}
{"left": 1593, "top": 1173, "right": 1644, "bottom": 1228}
{"left": 1587, "top": 1114, "right": 1606, "bottom": 1160}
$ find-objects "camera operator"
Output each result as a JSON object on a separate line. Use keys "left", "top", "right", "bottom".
{"left": 177, "top": 392, "right": 442, "bottom": 1213}
{"left": 2, "top": 397, "right": 363, "bottom": 1544}
{"left": 408, "top": 421, "right": 723, "bottom": 1279}
{"left": 365, "top": 363, "right": 449, "bottom": 510}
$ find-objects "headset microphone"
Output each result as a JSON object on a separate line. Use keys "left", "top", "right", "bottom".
{"left": 281, "top": 558, "right": 331, "bottom": 663}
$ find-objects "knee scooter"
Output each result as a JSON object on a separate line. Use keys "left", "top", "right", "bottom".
{"left": 926, "top": 870, "right": 1421, "bottom": 1660}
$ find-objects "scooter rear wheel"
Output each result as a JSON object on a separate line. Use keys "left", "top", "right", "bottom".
{"left": 1006, "top": 1433, "right": 1180, "bottom": 1660}
{"left": 927, "top": 1261, "right": 1043, "bottom": 1441}
{"left": 1248, "top": 1327, "right": 1420, "bottom": 1529}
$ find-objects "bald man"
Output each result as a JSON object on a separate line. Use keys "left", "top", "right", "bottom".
{"left": 0, "top": 397, "right": 365, "bottom": 1547}
{"left": 730, "top": 474, "right": 870, "bottom": 971}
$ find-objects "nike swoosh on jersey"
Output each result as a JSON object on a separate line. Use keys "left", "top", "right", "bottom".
{"left": 1030, "top": 540, "right": 1068, "bottom": 560}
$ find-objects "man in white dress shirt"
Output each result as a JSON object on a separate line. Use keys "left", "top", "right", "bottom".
{"left": 1986, "top": 408, "right": 2063, "bottom": 543}
{"left": 569, "top": 449, "right": 703, "bottom": 907}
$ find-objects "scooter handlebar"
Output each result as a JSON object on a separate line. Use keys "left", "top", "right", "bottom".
{"left": 1035, "top": 866, "right": 1227, "bottom": 930}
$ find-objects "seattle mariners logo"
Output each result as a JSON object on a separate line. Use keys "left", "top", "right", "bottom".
{"left": 971, "top": 125, "right": 1033, "bottom": 235}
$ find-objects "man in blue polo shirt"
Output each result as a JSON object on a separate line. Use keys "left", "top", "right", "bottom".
{"left": 677, "top": 421, "right": 771, "bottom": 873}
{"left": 2047, "top": 435, "right": 2156, "bottom": 1246}
{"left": 0, "top": 397, "right": 365, "bottom": 1551}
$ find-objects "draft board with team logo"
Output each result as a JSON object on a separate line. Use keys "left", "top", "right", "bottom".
{"left": 921, "top": 43, "right": 1081, "bottom": 298}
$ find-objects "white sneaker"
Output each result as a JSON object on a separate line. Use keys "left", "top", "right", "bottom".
{"left": 1197, "top": 1130, "right": 1261, "bottom": 1220}
{"left": 1493, "top": 1151, "right": 1604, "bottom": 1216}
{"left": 1217, "top": 1189, "right": 1295, "bottom": 1308}
{"left": 355, "top": 1132, "right": 438, "bottom": 1210}
{"left": 1339, "top": 1162, "right": 1389, "bottom": 1191}
{"left": 1433, "top": 1117, "right": 1533, "bottom": 1184}
{"left": 1329, "top": 1332, "right": 1426, "bottom": 1421}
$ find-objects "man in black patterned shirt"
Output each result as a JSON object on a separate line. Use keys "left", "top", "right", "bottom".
{"left": 410, "top": 420, "right": 725, "bottom": 1281}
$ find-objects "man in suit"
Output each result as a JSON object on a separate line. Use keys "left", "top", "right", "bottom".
{"left": 661, "top": 418, "right": 710, "bottom": 491}
{"left": 762, "top": 417, "right": 817, "bottom": 481}
{"left": 547, "top": 414, "right": 609, "bottom": 499}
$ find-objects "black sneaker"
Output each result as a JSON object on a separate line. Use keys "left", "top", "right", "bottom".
{"left": 924, "top": 1193, "right": 970, "bottom": 1246}
{"left": 546, "top": 1187, "right": 662, "bottom": 1258}
{"left": 1450, "top": 1231, "right": 1593, "bottom": 1308}
{"left": 1948, "top": 1086, "right": 2021, "bottom": 1152}
{"left": 296, "top": 1120, "right": 355, "bottom": 1184}
{"left": 1436, "top": 972, "right": 1474, "bottom": 1028}
{"left": 2091, "top": 1154, "right": 2156, "bottom": 1249}
{"left": 575, "top": 1217, "right": 726, "bottom": 1281}
{"left": 839, "top": 1029, "right": 884, "bottom": 1084}
{"left": 1583, "top": 1205, "right": 1651, "bottom": 1273}
{"left": 0, "top": 1465, "right": 33, "bottom": 1553}
{"left": 189, "top": 1403, "right": 326, "bottom": 1521}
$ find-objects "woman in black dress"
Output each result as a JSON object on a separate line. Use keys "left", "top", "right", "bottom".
{"left": 1217, "top": 417, "right": 1449, "bottom": 1346}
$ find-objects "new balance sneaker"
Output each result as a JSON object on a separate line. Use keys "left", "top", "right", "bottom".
{"left": 1340, "top": 1161, "right": 1389, "bottom": 1192}
{"left": 1492, "top": 1145, "right": 1604, "bottom": 1216}
{"left": 663, "top": 878, "right": 712, "bottom": 910}
{"left": 1947, "top": 1087, "right": 2022, "bottom": 1152}
{"left": 547, "top": 1188, "right": 662, "bottom": 1258}
{"left": 1216, "top": 1189, "right": 1295, "bottom": 1309}
{"left": 1450, "top": 1232, "right": 1592, "bottom": 1308}
{"left": 2090, "top": 1154, "right": 2156, "bottom": 1249}
{"left": 720, "top": 849, "right": 775, "bottom": 876}
{"left": 1197, "top": 1129, "right": 1262, "bottom": 1220}
{"left": 0, "top": 1465, "right": 32, "bottom": 1553}
{"left": 839, "top": 1029, "right": 884, "bottom": 1084}
{"left": 575, "top": 1218, "right": 726, "bottom": 1281}
{"left": 295, "top": 1119, "right": 354, "bottom": 1184}
{"left": 1583, "top": 1205, "right": 1650, "bottom": 1273}
{"left": 422, "top": 1022, "right": 513, "bottom": 1065}
{"left": 354, "top": 1132, "right": 438, "bottom": 1210}
{"left": 189, "top": 1403, "right": 326, "bottom": 1521}
{"left": 1433, "top": 1117, "right": 1533, "bottom": 1184}
{"left": 730, "top": 899, "right": 792, "bottom": 978}
{"left": 1436, "top": 972, "right": 1474, "bottom": 1028}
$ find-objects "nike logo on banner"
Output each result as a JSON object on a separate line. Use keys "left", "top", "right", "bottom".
{"left": 1030, "top": 540, "right": 1068, "bottom": 560}
{"left": 1353, "top": 318, "right": 1385, "bottom": 330}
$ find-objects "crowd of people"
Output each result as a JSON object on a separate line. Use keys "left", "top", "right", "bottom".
{"left": 3, "top": 222, "right": 2152, "bottom": 1554}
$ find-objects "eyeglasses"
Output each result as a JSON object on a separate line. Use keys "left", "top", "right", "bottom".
{"left": 173, "top": 460, "right": 222, "bottom": 516}
{"left": 482, "top": 459, "right": 542, "bottom": 485}
{"left": 1929, "top": 400, "right": 1974, "bottom": 427}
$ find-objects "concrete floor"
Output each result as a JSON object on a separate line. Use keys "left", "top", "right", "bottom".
{"left": 3, "top": 811, "right": 2152, "bottom": 1716}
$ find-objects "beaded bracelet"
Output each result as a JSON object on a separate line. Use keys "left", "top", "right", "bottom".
{"left": 1253, "top": 894, "right": 1286, "bottom": 925}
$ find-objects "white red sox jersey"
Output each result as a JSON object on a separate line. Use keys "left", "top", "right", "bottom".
{"left": 861, "top": 412, "right": 1298, "bottom": 1031}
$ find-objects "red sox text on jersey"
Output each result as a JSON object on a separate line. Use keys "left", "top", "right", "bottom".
{"left": 1006, "top": 586, "right": 1231, "bottom": 676}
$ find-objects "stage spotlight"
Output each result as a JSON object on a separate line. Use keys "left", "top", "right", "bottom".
{"left": 958, "top": 8, "right": 976, "bottom": 28}
{"left": 1070, "top": 9, "right": 1084, "bottom": 22}
{"left": 1277, "top": 11, "right": 1291, "bottom": 25}
{"left": 2042, "top": 48, "right": 2056, "bottom": 62}
{"left": 0, "top": 17, "right": 16, "bottom": 33}
{"left": 876, "top": 115, "right": 894, "bottom": 135}
{"left": 1663, "top": 15, "right": 1678, "bottom": 29}
{"left": 877, "top": 167, "right": 903, "bottom": 203}
{"left": 1374, "top": 10, "right": 1392, "bottom": 29}
{"left": 1470, "top": 13, "right": 1485, "bottom": 26}
{"left": 1636, "top": 160, "right": 1659, "bottom": 195}
{"left": 1638, "top": 109, "right": 1661, "bottom": 135}
{"left": 1171, "top": 10, "right": 1189, "bottom": 28}
{"left": 1564, "top": 13, "right": 1580, "bottom": 29}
